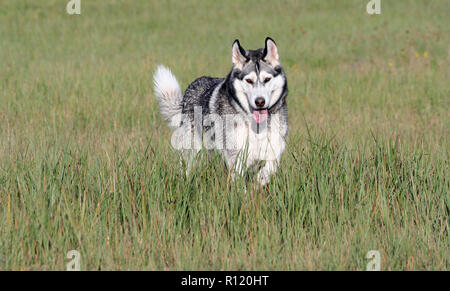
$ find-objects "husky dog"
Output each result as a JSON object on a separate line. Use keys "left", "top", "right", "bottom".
{"left": 153, "top": 37, "right": 288, "bottom": 185}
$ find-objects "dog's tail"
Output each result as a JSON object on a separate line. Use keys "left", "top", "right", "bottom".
{"left": 153, "top": 65, "right": 183, "bottom": 126}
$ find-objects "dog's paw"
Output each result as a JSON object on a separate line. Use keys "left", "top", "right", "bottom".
{"left": 257, "top": 171, "right": 270, "bottom": 186}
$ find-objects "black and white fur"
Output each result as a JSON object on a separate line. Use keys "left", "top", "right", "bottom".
{"left": 154, "top": 37, "right": 288, "bottom": 185}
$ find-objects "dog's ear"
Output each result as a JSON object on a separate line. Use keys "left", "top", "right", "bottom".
{"left": 263, "top": 37, "right": 280, "bottom": 66}
{"left": 232, "top": 39, "right": 247, "bottom": 69}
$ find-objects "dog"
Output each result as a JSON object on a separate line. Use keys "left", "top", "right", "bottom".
{"left": 153, "top": 37, "right": 288, "bottom": 185}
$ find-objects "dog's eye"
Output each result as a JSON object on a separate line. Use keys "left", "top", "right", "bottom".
{"left": 264, "top": 77, "right": 272, "bottom": 83}
{"left": 245, "top": 79, "right": 253, "bottom": 84}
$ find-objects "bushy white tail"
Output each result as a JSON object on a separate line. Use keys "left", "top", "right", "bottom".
{"left": 153, "top": 65, "right": 182, "bottom": 125}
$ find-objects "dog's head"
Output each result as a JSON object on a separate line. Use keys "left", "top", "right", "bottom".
{"left": 230, "top": 37, "right": 287, "bottom": 124}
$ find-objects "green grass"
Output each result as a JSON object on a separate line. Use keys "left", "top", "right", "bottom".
{"left": 0, "top": 0, "right": 448, "bottom": 270}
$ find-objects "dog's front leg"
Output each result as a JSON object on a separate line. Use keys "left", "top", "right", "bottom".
{"left": 257, "top": 159, "right": 279, "bottom": 186}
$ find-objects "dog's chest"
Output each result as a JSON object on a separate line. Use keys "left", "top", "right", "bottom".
{"left": 231, "top": 121, "right": 285, "bottom": 163}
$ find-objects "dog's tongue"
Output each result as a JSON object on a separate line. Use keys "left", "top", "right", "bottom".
{"left": 253, "top": 109, "right": 268, "bottom": 124}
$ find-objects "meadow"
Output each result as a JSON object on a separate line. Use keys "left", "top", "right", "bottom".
{"left": 0, "top": 0, "right": 448, "bottom": 270}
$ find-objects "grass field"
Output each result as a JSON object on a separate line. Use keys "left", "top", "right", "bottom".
{"left": 0, "top": 0, "right": 448, "bottom": 270}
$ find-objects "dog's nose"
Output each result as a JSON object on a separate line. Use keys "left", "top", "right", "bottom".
{"left": 255, "top": 97, "right": 265, "bottom": 108}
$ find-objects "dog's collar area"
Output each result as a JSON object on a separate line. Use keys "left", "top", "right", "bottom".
{"left": 249, "top": 107, "right": 269, "bottom": 113}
